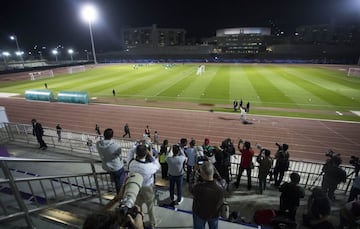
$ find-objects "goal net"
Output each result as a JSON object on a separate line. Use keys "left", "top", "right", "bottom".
{"left": 29, "top": 70, "right": 54, "bottom": 81}
{"left": 347, "top": 68, "right": 360, "bottom": 77}
{"left": 68, "top": 65, "right": 86, "bottom": 74}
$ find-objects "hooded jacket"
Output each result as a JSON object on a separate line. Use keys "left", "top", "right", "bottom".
{"left": 96, "top": 139, "right": 124, "bottom": 172}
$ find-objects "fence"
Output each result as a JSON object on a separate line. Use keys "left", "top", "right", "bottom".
{"left": 0, "top": 122, "right": 357, "bottom": 194}
{"left": 0, "top": 157, "right": 112, "bottom": 228}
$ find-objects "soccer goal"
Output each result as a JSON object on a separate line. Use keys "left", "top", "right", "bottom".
{"left": 347, "top": 68, "right": 360, "bottom": 77}
{"left": 68, "top": 65, "right": 86, "bottom": 74}
{"left": 29, "top": 70, "right": 54, "bottom": 80}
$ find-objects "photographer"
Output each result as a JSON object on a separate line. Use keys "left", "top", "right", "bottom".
{"left": 128, "top": 143, "right": 160, "bottom": 228}
{"left": 321, "top": 154, "right": 346, "bottom": 201}
{"left": 234, "top": 140, "right": 254, "bottom": 190}
{"left": 273, "top": 143, "right": 290, "bottom": 186}
{"left": 218, "top": 138, "right": 235, "bottom": 185}
{"left": 303, "top": 188, "right": 334, "bottom": 228}
{"left": 191, "top": 160, "right": 225, "bottom": 229}
{"left": 256, "top": 147, "right": 273, "bottom": 194}
{"left": 83, "top": 173, "right": 145, "bottom": 229}
{"left": 348, "top": 156, "right": 360, "bottom": 202}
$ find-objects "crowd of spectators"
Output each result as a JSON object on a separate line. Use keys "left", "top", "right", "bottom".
{"left": 78, "top": 124, "right": 359, "bottom": 229}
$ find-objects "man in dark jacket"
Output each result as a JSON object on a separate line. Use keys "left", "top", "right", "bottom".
{"left": 279, "top": 172, "right": 305, "bottom": 221}
{"left": 191, "top": 161, "right": 224, "bottom": 229}
{"left": 321, "top": 155, "right": 347, "bottom": 200}
{"left": 32, "top": 119, "right": 47, "bottom": 150}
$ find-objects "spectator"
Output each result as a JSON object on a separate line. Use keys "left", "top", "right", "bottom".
{"left": 122, "top": 123, "right": 131, "bottom": 138}
{"left": 144, "top": 125, "right": 151, "bottom": 138}
{"left": 31, "top": 119, "right": 47, "bottom": 150}
{"left": 128, "top": 143, "right": 160, "bottom": 228}
{"left": 214, "top": 147, "right": 230, "bottom": 190}
{"left": 348, "top": 175, "right": 360, "bottom": 202}
{"left": 95, "top": 124, "right": 101, "bottom": 136}
{"left": 202, "top": 138, "right": 215, "bottom": 164}
{"left": 96, "top": 128, "right": 125, "bottom": 195}
{"left": 273, "top": 143, "right": 290, "bottom": 186}
{"left": 339, "top": 200, "right": 360, "bottom": 229}
{"left": 234, "top": 140, "right": 254, "bottom": 190}
{"left": 186, "top": 139, "right": 197, "bottom": 182}
{"left": 191, "top": 161, "right": 225, "bottom": 229}
{"left": 217, "top": 138, "right": 235, "bottom": 186}
{"left": 86, "top": 138, "right": 95, "bottom": 154}
{"left": 279, "top": 172, "right": 305, "bottom": 222}
{"left": 56, "top": 123, "right": 62, "bottom": 142}
{"left": 179, "top": 138, "right": 188, "bottom": 156}
{"left": 166, "top": 145, "right": 187, "bottom": 205}
{"left": 153, "top": 131, "right": 159, "bottom": 150}
{"left": 303, "top": 188, "right": 334, "bottom": 229}
{"left": 195, "top": 145, "right": 205, "bottom": 159}
{"left": 159, "top": 139, "right": 171, "bottom": 179}
{"left": 321, "top": 155, "right": 346, "bottom": 201}
{"left": 256, "top": 148, "right": 273, "bottom": 194}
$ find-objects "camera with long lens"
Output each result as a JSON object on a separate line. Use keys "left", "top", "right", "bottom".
{"left": 116, "top": 172, "right": 143, "bottom": 227}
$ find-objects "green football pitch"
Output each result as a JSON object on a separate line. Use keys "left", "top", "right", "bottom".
{"left": 1, "top": 63, "right": 360, "bottom": 122}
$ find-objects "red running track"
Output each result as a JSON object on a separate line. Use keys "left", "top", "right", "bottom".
{"left": 1, "top": 97, "right": 359, "bottom": 164}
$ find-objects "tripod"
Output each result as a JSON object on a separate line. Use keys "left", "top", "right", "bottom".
{"left": 307, "top": 171, "right": 324, "bottom": 191}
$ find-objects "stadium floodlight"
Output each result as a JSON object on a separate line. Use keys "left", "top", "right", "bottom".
{"left": 81, "top": 4, "right": 98, "bottom": 64}
{"left": 52, "top": 49, "right": 58, "bottom": 62}
{"left": 1, "top": 51, "right": 10, "bottom": 65}
{"left": 68, "top": 49, "right": 74, "bottom": 62}
{"left": 10, "top": 35, "right": 25, "bottom": 68}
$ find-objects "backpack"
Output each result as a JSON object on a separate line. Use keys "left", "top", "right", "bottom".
{"left": 254, "top": 209, "right": 277, "bottom": 225}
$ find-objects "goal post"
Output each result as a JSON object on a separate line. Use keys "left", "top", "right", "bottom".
{"left": 29, "top": 70, "right": 54, "bottom": 81}
{"left": 347, "top": 68, "right": 360, "bottom": 77}
{"left": 68, "top": 65, "right": 86, "bottom": 74}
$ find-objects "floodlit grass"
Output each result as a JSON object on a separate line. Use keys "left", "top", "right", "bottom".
{"left": 1, "top": 63, "right": 360, "bottom": 121}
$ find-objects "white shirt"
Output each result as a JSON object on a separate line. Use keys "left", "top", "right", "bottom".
{"left": 128, "top": 157, "right": 160, "bottom": 187}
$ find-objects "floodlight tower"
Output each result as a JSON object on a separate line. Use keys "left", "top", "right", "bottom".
{"left": 1, "top": 51, "right": 10, "bottom": 65}
{"left": 52, "top": 49, "right": 58, "bottom": 62}
{"left": 81, "top": 4, "right": 98, "bottom": 64}
{"left": 10, "top": 35, "right": 25, "bottom": 68}
{"left": 68, "top": 49, "right": 74, "bottom": 62}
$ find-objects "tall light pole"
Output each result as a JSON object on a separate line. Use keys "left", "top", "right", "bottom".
{"left": 81, "top": 4, "right": 98, "bottom": 64}
{"left": 52, "top": 49, "right": 58, "bottom": 62}
{"left": 10, "top": 35, "right": 25, "bottom": 68}
{"left": 68, "top": 49, "right": 74, "bottom": 62}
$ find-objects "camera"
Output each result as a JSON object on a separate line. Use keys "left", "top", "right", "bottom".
{"left": 256, "top": 143, "right": 263, "bottom": 150}
{"left": 325, "top": 149, "right": 339, "bottom": 158}
{"left": 350, "top": 156, "right": 359, "bottom": 167}
{"left": 197, "top": 156, "right": 207, "bottom": 165}
{"left": 117, "top": 172, "right": 143, "bottom": 227}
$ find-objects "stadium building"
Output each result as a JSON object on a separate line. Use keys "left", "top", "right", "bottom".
{"left": 204, "top": 27, "right": 271, "bottom": 55}
{"left": 121, "top": 24, "right": 186, "bottom": 48}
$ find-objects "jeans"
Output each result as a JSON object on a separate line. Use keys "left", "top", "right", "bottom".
{"left": 110, "top": 167, "right": 126, "bottom": 194}
{"left": 169, "top": 174, "right": 183, "bottom": 202}
{"left": 236, "top": 167, "right": 252, "bottom": 190}
{"left": 193, "top": 214, "right": 218, "bottom": 229}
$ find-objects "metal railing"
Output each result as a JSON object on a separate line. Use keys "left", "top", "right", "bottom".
{"left": 0, "top": 157, "right": 112, "bottom": 228}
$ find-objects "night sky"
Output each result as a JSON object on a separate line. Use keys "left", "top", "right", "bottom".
{"left": 1, "top": 0, "right": 359, "bottom": 53}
